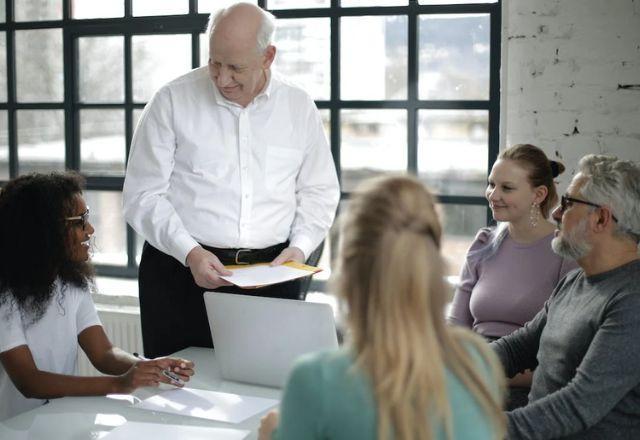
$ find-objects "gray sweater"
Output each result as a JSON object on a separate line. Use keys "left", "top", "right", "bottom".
{"left": 492, "top": 259, "right": 640, "bottom": 439}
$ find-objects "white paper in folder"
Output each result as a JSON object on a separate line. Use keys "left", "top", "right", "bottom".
{"left": 220, "top": 261, "right": 321, "bottom": 288}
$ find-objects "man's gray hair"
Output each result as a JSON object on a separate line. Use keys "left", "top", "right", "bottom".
{"left": 206, "top": 3, "right": 276, "bottom": 54}
{"left": 577, "top": 154, "right": 640, "bottom": 243}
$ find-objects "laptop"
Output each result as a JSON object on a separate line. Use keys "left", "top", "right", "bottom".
{"left": 203, "top": 291, "right": 339, "bottom": 388}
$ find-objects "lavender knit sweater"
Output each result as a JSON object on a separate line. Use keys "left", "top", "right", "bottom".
{"left": 448, "top": 227, "right": 577, "bottom": 337}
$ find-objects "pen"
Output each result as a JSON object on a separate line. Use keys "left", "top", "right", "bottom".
{"left": 133, "top": 352, "right": 185, "bottom": 385}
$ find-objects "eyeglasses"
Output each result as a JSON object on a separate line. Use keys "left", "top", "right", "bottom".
{"left": 65, "top": 208, "right": 90, "bottom": 230}
{"left": 559, "top": 195, "right": 618, "bottom": 222}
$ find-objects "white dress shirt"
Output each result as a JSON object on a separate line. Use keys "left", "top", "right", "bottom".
{"left": 123, "top": 67, "right": 339, "bottom": 265}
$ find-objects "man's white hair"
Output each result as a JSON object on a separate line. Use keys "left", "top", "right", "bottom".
{"left": 206, "top": 3, "right": 276, "bottom": 54}
{"left": 577, "top": 154, "right": 640, "bottom": 243}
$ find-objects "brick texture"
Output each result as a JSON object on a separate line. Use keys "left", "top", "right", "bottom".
{"left": 502, "top": 0, "right": 640, "bottom": 189}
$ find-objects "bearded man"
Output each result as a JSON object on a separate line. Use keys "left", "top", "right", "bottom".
{"left": 492, "top": 154, "right": 640, "bottom": 439}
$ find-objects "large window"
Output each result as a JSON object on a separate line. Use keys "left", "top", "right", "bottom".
{"left": 0, "top": 0, "right": 500, "bottom": 281}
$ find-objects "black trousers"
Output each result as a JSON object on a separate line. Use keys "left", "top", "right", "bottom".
{"left": 138, "top": 242, "right": 302, "bottom": 358}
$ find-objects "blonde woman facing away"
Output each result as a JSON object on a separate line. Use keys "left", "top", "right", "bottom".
{"left": 259, "top": 175, "right": 506, "bottom": 440}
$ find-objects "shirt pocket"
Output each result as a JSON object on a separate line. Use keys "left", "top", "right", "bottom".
{"left": 190, "top": 158, "right": 233, "bottom": 182}
{"left": 265, "top": 145, "right": 304, "bottom": 192}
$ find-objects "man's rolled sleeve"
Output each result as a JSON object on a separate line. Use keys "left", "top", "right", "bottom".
{"left": 288, "top": 235, "right": 315, "bottom": 262}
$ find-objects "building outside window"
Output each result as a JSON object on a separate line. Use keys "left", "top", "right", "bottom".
{"left": 0, "top": 0, "right": 500, "bottom": 287}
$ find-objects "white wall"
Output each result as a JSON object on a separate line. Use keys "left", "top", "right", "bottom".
{"left": 501, "top": 0, "right": 640, "bottom": 190}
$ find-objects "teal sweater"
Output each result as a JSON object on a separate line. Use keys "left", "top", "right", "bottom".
{"left": 274, "top": 348, "right": 500, "bottom": 440}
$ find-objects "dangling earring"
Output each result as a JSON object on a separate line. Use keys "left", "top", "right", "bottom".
{"left": 529, "top": 202, "right": 540, "bottom": 228}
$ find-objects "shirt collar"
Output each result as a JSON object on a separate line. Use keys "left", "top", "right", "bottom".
{"left": 210, "top": 70, "right": 274, "bottom": 109}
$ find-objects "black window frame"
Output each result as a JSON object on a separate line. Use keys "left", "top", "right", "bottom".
{"left": 0, "top": 0, "right": 501, "bottom": 281}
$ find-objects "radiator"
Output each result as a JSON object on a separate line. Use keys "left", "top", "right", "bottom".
{"left": 76, "top": 308, "right": 143, "bottom": 376}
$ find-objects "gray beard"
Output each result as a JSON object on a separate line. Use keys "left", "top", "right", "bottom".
{"left": 551, "top": 217, "right": 592, "bottom": 260}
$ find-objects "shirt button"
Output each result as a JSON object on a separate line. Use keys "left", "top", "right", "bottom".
{"left": 244, "top": 194, "right": 249, "bottom": 199}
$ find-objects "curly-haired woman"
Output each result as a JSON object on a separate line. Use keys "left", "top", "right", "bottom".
{"left": 0, "top": 172, "right": 194, "bottom": 421}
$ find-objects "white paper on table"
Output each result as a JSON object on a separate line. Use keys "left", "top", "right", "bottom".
{"left": 102, "top": 421, "right": 249, "bottom": 439}
{"left": 0, "top": 412, "right": 126, "bottom": 440}
{"left": 220, "top": 262, "right": 320, "bottom": 288}
{"left": 134, "top": 387, "right": 278, "bottom": 424}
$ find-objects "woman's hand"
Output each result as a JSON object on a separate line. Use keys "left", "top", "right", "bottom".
{"left": 117, "top": 359, "right": 164, "bottom": 393}
{"left": 258, "top": 410, "right": 280, "bottom": 440}
{"left": 156, "top": 356, "right": 195, "bottom": 384}
{"left": 116, "top": 357, "right": 195, "bottom": 393}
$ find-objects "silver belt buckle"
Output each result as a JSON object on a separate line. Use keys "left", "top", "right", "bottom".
{"left": 234, "top": 249, "right": 252, "bottom": 265}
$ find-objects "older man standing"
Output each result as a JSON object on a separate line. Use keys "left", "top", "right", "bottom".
{"left": 492, "top": 154, "right": 640, "bottom": 439}
{"left": 123, "top": 3, "right": 339, "bottom": 358}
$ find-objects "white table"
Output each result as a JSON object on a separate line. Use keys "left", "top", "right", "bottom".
{"left": 0, "top": 347, "right": 282, "bottom": 439}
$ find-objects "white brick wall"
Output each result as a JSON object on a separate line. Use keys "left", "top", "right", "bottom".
{"left": 501, "top": 0, "right": 640, "bottom": 190}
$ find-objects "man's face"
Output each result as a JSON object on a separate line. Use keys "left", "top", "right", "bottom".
{"left": 208, "top": 31, "right": 272, "bottom": 107}
{"left": 551, "top": 176, "right": 593, "bottom": 260}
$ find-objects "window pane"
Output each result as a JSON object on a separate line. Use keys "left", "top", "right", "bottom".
{"left": 80, "top": 110, "right": 125, "bottom": 176}
{"left": 72, "top": 0, "right": 123, "bottom": 18}
{"left": 133, "top": 0, "right": 188, "bottom": 16}
{"left": 132, "top": 34, "right": 191, "bottom": 103}
{"left": 133, "top": 109, "right": 144, "bottom": 132}
{"left": 0, "top": 33, "right": 6, "bottom": 102}
{"left": 341, "top": 15, "right": 407, "bottom": 100}
{"left": 0, "top": 111, "right": 8, "bottom": 180}
{"left": 418, "top": 110, "right": 488, "bottom": 197}
{"left": 273, "top": 18, "right": 330, "bottom": 101}
{"left": 342, "top": 0, "right": 407, "bottom": 5}
{"left": 17, "top": 110, "right": 65, "bottom": 174}
{"left": 0, "top": 0, "right": 5, "bottom": 22}
{"left": 200, "top": 32, "right": 208, "bottom": 67}
{"left": 319, "top": 109, "right": 330, "bottom": 145}
{"left": 199, "top": 0, "right": 257, "bottom": 13}
{"left": 341, "top": 109, "right": 407, "bottom": 192}
{"left": 79, "top": 36, "right": 124, "bottom": 103}
{"left": 135, "top": 232, "right": 145, "bottom": 265}
{"left": 85, "top": 190, "right": 127, "bottom": 266}
{"left": 15, "top": 0, "right": 62, "bottom": 22}
{"left": 439, "top": 204, "right": 487, "bottom": 275}
{"left": 419, "top": 14, "right": 490, "bottom": 100}
{"left": 15, "top": 29, "right": 63, "bottom": 102}
{"left": 269, "top": 0, "right": 329, "bottom": 8}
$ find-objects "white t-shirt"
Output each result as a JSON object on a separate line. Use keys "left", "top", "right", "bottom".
{"left": 0, "top": 279, "right": 101, "bottom": 421}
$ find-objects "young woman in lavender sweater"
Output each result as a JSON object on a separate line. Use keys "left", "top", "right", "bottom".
{"left": 447, "top": 144, "right": 578, "bottom": 409}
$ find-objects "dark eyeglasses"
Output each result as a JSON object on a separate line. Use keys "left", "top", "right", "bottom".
{"left": 559, "top": 195, "right": 618, "bottom": 222}
{"left": 65, "top": 208, "right": 90, "bottom": 230}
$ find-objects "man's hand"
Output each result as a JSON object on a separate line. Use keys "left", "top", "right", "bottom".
{"left": 186, "top": 246, "right": 233, "bottom": 289}
{"left": 270, "top": 246, "right": 305, "bottom": 266}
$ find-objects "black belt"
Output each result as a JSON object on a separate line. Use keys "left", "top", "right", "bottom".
{"left": 202, "top": 242, "right": 288, "bottom": 265}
